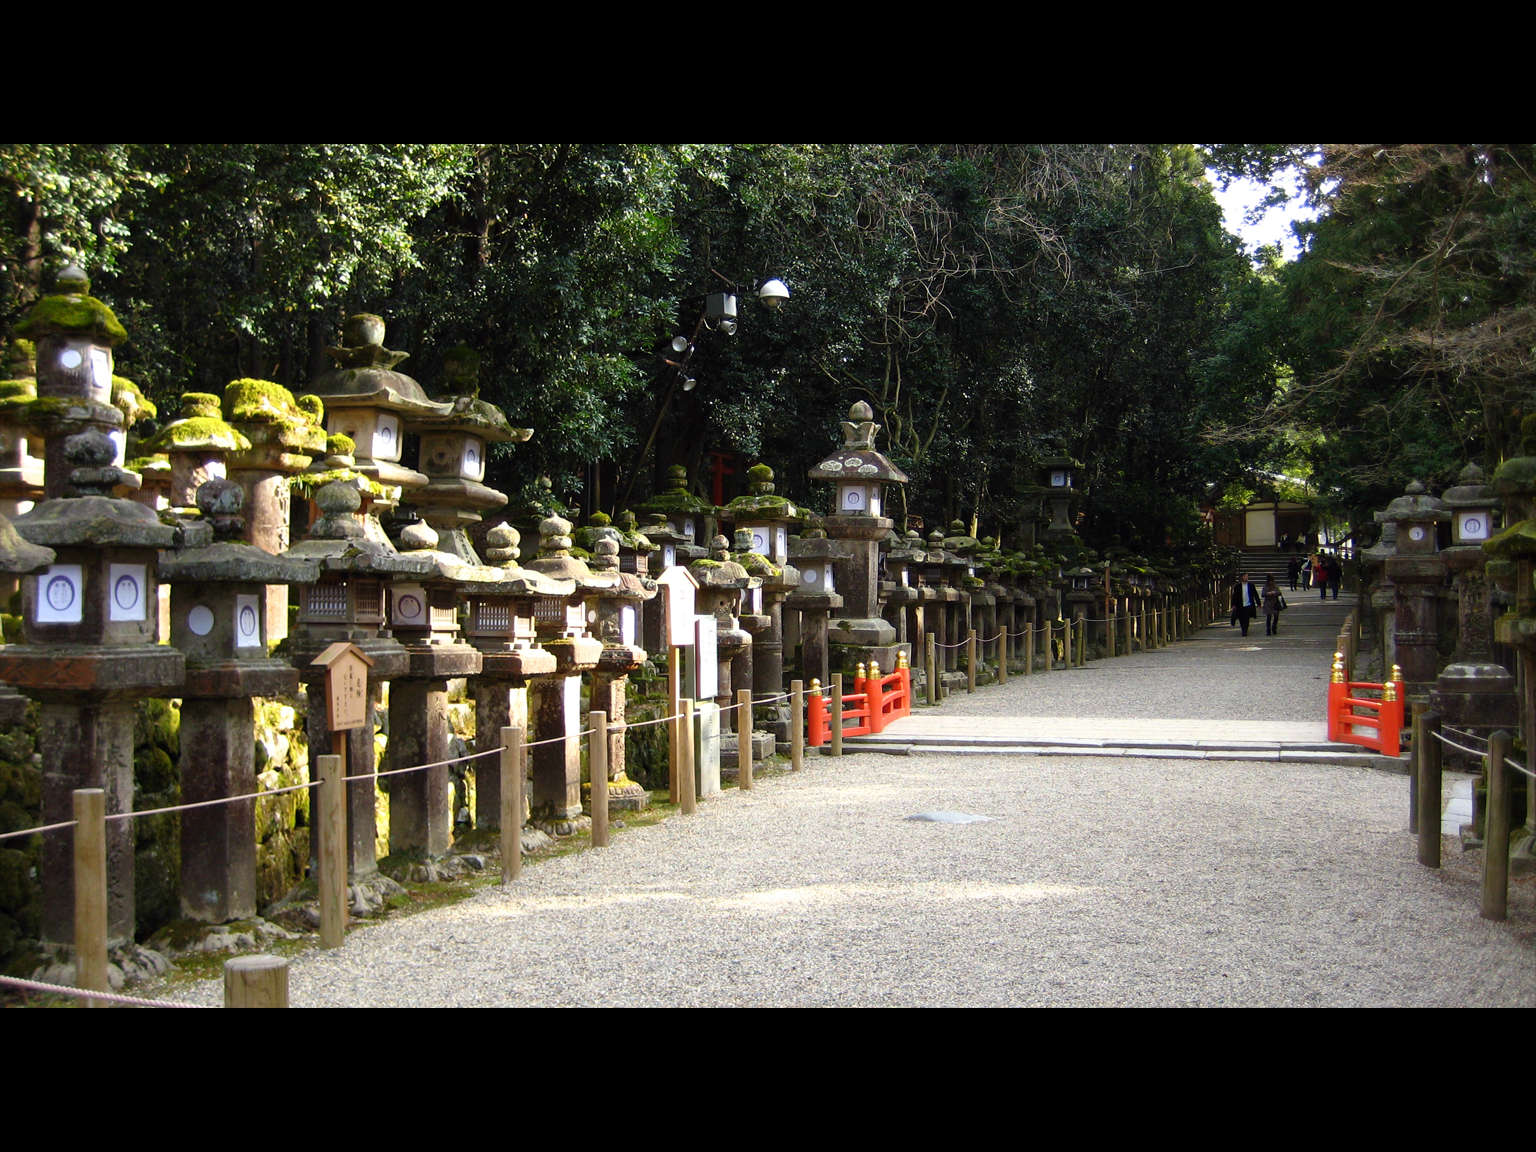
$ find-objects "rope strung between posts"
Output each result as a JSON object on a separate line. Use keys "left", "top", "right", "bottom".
{"left": 0, "top": 817, "right": 80, "bottom": 843}
{"left": 1442, "top": 725, "right": 1489, "bottom": 749}
{"left": 1505, "top": 757, "right": 1536, "bottom": 781}
{"left": 1430, "top": 729, "right": 1488, "bottom": 759}
{"left": 0, "top": 973, "right": 208, "bottom": 1008}
{"left": 108, "top": 779, "right": 320, "bottom": 821}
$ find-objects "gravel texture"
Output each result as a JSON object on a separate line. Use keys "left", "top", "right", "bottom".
{"left": 161, "top": 595, "right": 1535, "bottom": 1007}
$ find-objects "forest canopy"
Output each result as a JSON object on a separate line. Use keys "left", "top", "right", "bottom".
{"left": 4, "top": 143, "right": 1520, "bottom": 550}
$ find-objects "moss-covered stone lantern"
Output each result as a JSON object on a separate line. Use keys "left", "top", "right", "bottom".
{"left": 1381, "top": 480, "right": 1449, "bottom": 697}
{"left": 809, "top": 402, "right": 910, "bottom": 674}
{"left": 158, "top": 479, "right": 317, "bottom": 923}
{"left": 586, "top": 536, "right": 658, "bottom": 810}
{"left": 297, "top": 314, "right": 453, "bottom": 549}
{"left": 637, "top": 464, "right": 714, "bottom": 556}
{"left": 786, "top": 526, "right": 847, "bottom": 685}
{"left": 1040, "top": 447, "right": 1082, "bottom": 542}
{"left": 139, "top": 392, "right": 252, "bottom": 513}
{"left": 722, "top": 464, "right": 801, "bottom": 698}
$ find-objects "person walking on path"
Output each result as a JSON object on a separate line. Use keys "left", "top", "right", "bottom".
{"left": 1287, "top": 556, "right": 1300, "bottom": 591}
{"left": 1300, "top": 556, "right": 1313, "bottom": 589}
{"left": 1231, "top": 574, "right": 1262, "bottom": 636}
{"left": 1263, "top": 576, "right": 1284, "bottom": 636}
{"left": 1326, "top": 552, "right": 1343, "bottom": 601}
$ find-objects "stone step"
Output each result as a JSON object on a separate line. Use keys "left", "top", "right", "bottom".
{"left": 834, "top": 739, "right": 1406, "bottom": 771}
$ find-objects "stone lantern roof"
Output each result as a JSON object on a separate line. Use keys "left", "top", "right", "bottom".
{"left": 282, "top": 481, "right": 433, "bottom": 576}
{"left": 637, "top": 464, "right": 716, "bottom": 519}
{"left": 1380, "top": 479, "right": 1449, "bottom": 524}
{"left": 301, "top": 314, "right": 453, "bottom": 418}
{"left": 158, "top": 479, "right": 318, "bottom": 586}
{"left": 222, "top": 379, "right": 327, "bottom": 471}
{"left": 140, "top": 393, "right": 252, "bottom": 457}
{"left": 13, "top": 266, "right": 126, "bottom": 347}
{"left": 723, "top": 463, "right": 802, "bottom": 521}
{"left": 0, "top": 510, "right": 54, "bottom": 574}
{"left": 807, "top": 402, "right": 909, "bottom": 484}
{"left": 393, "top": 519, "right": 506, "bottom": 588}
{"left": 1441, "top": 462, "right": 1497, "bottom": 509}
{"left": 13, "top": 430, "right": 182, "bottom": 550}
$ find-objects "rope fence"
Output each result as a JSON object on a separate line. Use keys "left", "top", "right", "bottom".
{"left": 0, "top": 973, "right": 206, "bottom": 1008}
{"left": 1431, "top": 729, "right": 1492, "bottom": 760}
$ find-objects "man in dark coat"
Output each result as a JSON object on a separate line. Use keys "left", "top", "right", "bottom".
{"left": 1230, "top": 574, "right": 1261, "bottom": 636}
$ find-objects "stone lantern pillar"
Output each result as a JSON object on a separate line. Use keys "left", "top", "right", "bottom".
{"left": 786, "top": 529, "right": 846, "bottom": 686}
{"left": 297, "top": 313, "right": 452, "bottom": 552}
{"left": 1066, "top": 567, "right": 1096, "bottom": 655}
{"left": 637, "top": 465, "right": 715, "bottom": 559}
{"left": 882, "top": 530, "right": 924, "bottom": 648}
{"left": 1381, "top": 480, "right": 1450, "bottom": 698}
{"left": 283, "top": 481, "right": 431, "bottom": 880}
{"left": 690, "top": 535, "right": 754, "bottom": 729}
{"left": 611, "top": 510, "right": 657, "bottom": 576}
{"left": 0, "top": 271, "right": 192, "bottom": 950}
{"left": 809, "top": 402, "right": 911, "bottom": 674}
{"left": 585, "top": 537, "right": 657, "bottom": 809}
{"left": 383, "top": 519, "right": 502, "bottom": 858}
{"left": 139, "top": 393, "right": 251, "bottom": 513}
{"left": 465, "top": 524, "right": 571, "bottom": 831}
{"left": 1439, "top": 462, "right": 1503, "bottom": 666}
{"left": 221, "top": 379, "right": 327, "bottom": 644}
{"left": 522, "top": 515, "right": 607, "bottom": 831}
{"left": 159, "top": 479, "right": 316, "bottom": 922}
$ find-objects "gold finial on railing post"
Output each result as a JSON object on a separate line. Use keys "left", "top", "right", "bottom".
{"left": 1391, "top": 664, "right": 1404, "bottom": 682}
{"left": 856, "top": 661, "right": 867, "bottom": 682}
{"left": 897, "top": 650, "right": 909, "bottom": 669}
{"left": 1331, "top": 653, "right": 1346, "bottom": 684}
{"left": 1382, "top": 679, "right": 1397, "bottom": 702}
{"left": 810, "top": 677, "right": 822, "bottom": 696}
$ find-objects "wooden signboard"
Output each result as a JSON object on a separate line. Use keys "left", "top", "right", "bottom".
{"left": 311, "top": 641, "right": 375, "bottom": 731}
{"left": 693, "top": 614, "right": 718, "bottom": 698}
{"left": 655, "top": 567, "right": 699, "bottom": 648}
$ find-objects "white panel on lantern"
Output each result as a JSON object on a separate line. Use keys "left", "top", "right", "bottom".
{"left": 750, "top": 586, "right": 762, "bottom": 614}
{"left": 391, "top": 584, "right": 427, "bottom": 627}
{"left": 620, "top": 604, "right": 636, "bottom": 646}
{"left": 188, "top": 605, "right": 215, "bottom": 636}
{"left": 801, "top": 567, "right": 820, "bottom": 586}
{"left": 372, "top": 413, "right": 401, "bottom": 462}
{"left": 694, "top": 615, "right": 718, "bottom": 698}
{"left": 108, "top": 564, "right": 147, "bottom": 622}
{"left": 869, "top": 489, "right": 882, "bottom": 517}
{"left": 36, "top": 564, "right": 83, "bottom": 624}
{"left": 462, "top": 436, "right": 485, "bottom": 482}
{"left": 774, "top": 525, "right": 787, "bottom": 561}
{"left": 682, "top": 516, "right": 696, "bottom": 541}
{"left": 662, "top": 543, "right": 676, "bottom": 569}
{"left": 90, "top": 348, "right": 113, "bottom": 393}
{"left": 109, "top": 429, "right": 126, "bottom": 467}
{"left": 1458, "top": 510, "right": 1491, "bottom": 542}
{"left": 1051, "top": 470, "right": 1068, "bottom": 487}
{"left": 236, "top": 594, "right": 261, "bottom": 648}
{"left": 840, "top": 484, "right": 868, "bottom": 513}
{"left": 823, "top": 562, "right": 836, "bottom": 591}
{"left": 748, "top": 526, "right": 769, "bottom": 555}
{"left": 59, "top": 349, "right": 83, "bottom": 370}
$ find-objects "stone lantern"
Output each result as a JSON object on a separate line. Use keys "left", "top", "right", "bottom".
{"left": 809, "top": 402, "right": 910, "bottom": 674}
{"left": 220, "top": 379, "right": 327, "bottom": 644}
{"left": 638, "top": 464, "right": 714, "bottom": 556}
{"left": 721, "top": 465, "right": 802, "bottom": 699}
{"left": 465, "top": 524, "right": 572, "bottom": 832}
{"left": 585, "top": 536, "right": 658, "bottom": 810}
{"left": 522, "top": 514, "right": 609, "bottom": 831}
{"left": 0, "top": 273, "right": 194, "bottom": 952}
{"left": 158, "top": 479, "right": 317, "bottom": 923}
{"left": 1040, "top": 448, "right": 1081, "bottom": 542}
{"left": 1440, "top": 462, "right": 1504, "bottom": 665}
{"left": 881, "top": 529, "right": 924, "bottom": 647}
{"left": 639, "top": 512, "right": 690, "bottom": 653}
{"left": 139, "top": 393, "right": 251, "bottom": 514}
{"left": 383, "top": 518, "right": 504, "bottom": 858}
{"left": 298, "top": 314, "right": 453, "bottom": 551}
{"left": 283, "top": 481, "right": 432, "bottom": 881}
{"left": 1381, "top": 480, "right": 1450, "bottom": 697}
{"left": 405, "top": 350, "right": 531, "bottom": 564}
{"left": 786, "top": 528, "right": 847, "bottom": 686}
{"left": 690, "top": 535, "right": 756, "bottom": 730}
{"left": 610, "top": 510, "right": 656, "bottom": 576}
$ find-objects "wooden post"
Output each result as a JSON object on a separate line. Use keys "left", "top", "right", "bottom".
{"left": 1024, "top": 625, "right": 1033, "bottom": 676}
{"left": 668, "top": 645, "right": 682, "bottom": 804}
{"left": 679, "top": 699, "right": 697, "bottom": 814}
{"left": 830, "top": 673, "right": 844, "bottom": 758}
{"left": 500, "top": 726, "right": 522, "bottom": 883}
{"left": 967, "top": 629, "right": 977, "bottom": 694}
{"left": 737, "top": 689, "right": 754, "bottom": 790}
{"left": 791, "top": 679, "right": 804, "bottom": 771}
{"left": 997, "top": 633, "right": 1008, "bottom": 685}
{"left": 1482, "top": 729, "right": 1512, "bottom": 920}
{"left": 1407, "top": 702, "right": 1424, "bottom": 835}
{"left": 317, "top": 753, "right": 346, "bottom": 948}
{"left": 1078, "top": 619, "right": 1087, "bottom": 667}
{"left": 1042, "top": 622, "right": 1053, "bottom": 674}
{"left": 223, "top": 955, "right": 290, "bottom": 1008}
{"left": 926, "top": 633, "right": 938, "bottom": 706}
{"left": 72, "top": 788, "right": 107, "bottom": 1005}
{"left": 1416, "top": 711, "right": 1441, "bottom": 867}
{"left": 589, "top": 710, "right": 609, "bottom": 847}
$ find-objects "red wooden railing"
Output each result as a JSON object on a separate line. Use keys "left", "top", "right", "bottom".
{"left": 1327, "top": 656, "right": 1403, "bottom": 757}
{"left": 807, "top": 658, "right": 913, "bottom": 746}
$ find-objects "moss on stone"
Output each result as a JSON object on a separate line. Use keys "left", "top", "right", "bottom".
{"left": 327, "top": 433, "right": 356, "bottom": 456}
{"left": 1485, "top": 518, "right": 1536, "bottom": 557}
{"left": 289, "top": 469, "right": 388, "bottom": 499}
{"left": 112, "top": 376, "right": 157, "bottom": 423}
{"left": 0, "top": 380, "right": 35, "bottom": 402}
{"left": 140, "top": 416, "right": 251, "bottom": 454}
{"left": 588, "top": 511, "right": 611, "bottom": 527}
{"left": 297, "top": 394, "right": 325, "bottom": 422}
{"left": 14, "top": 293, "right": 127, "bottom": 344}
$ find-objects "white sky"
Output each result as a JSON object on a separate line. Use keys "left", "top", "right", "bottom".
{"left": 1207, "top": 170, "right": 1318, "bottom": 261}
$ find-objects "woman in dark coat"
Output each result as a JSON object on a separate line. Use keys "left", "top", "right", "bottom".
{"left": 1230, "top": 574, "right": 1261, "bottom": 636}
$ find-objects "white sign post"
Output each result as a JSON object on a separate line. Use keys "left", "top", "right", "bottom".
{"left": 654, "top": 568, "right": 699, "bottom": 804}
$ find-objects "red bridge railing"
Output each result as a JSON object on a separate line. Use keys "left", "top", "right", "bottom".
{"left": 807, "top": 657, "right": 912, "bottom": 746}
{"left": 1327, "top": 655, "right": 1403, "bottom": 757}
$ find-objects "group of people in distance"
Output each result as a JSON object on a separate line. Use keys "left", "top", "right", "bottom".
{"left": 1229, "top": 551, "right": 1343, "bottom": 638}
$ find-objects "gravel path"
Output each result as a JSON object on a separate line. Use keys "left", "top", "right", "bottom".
{"left": 163, "top": 593, "right": 1535, "bottom": 1007}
